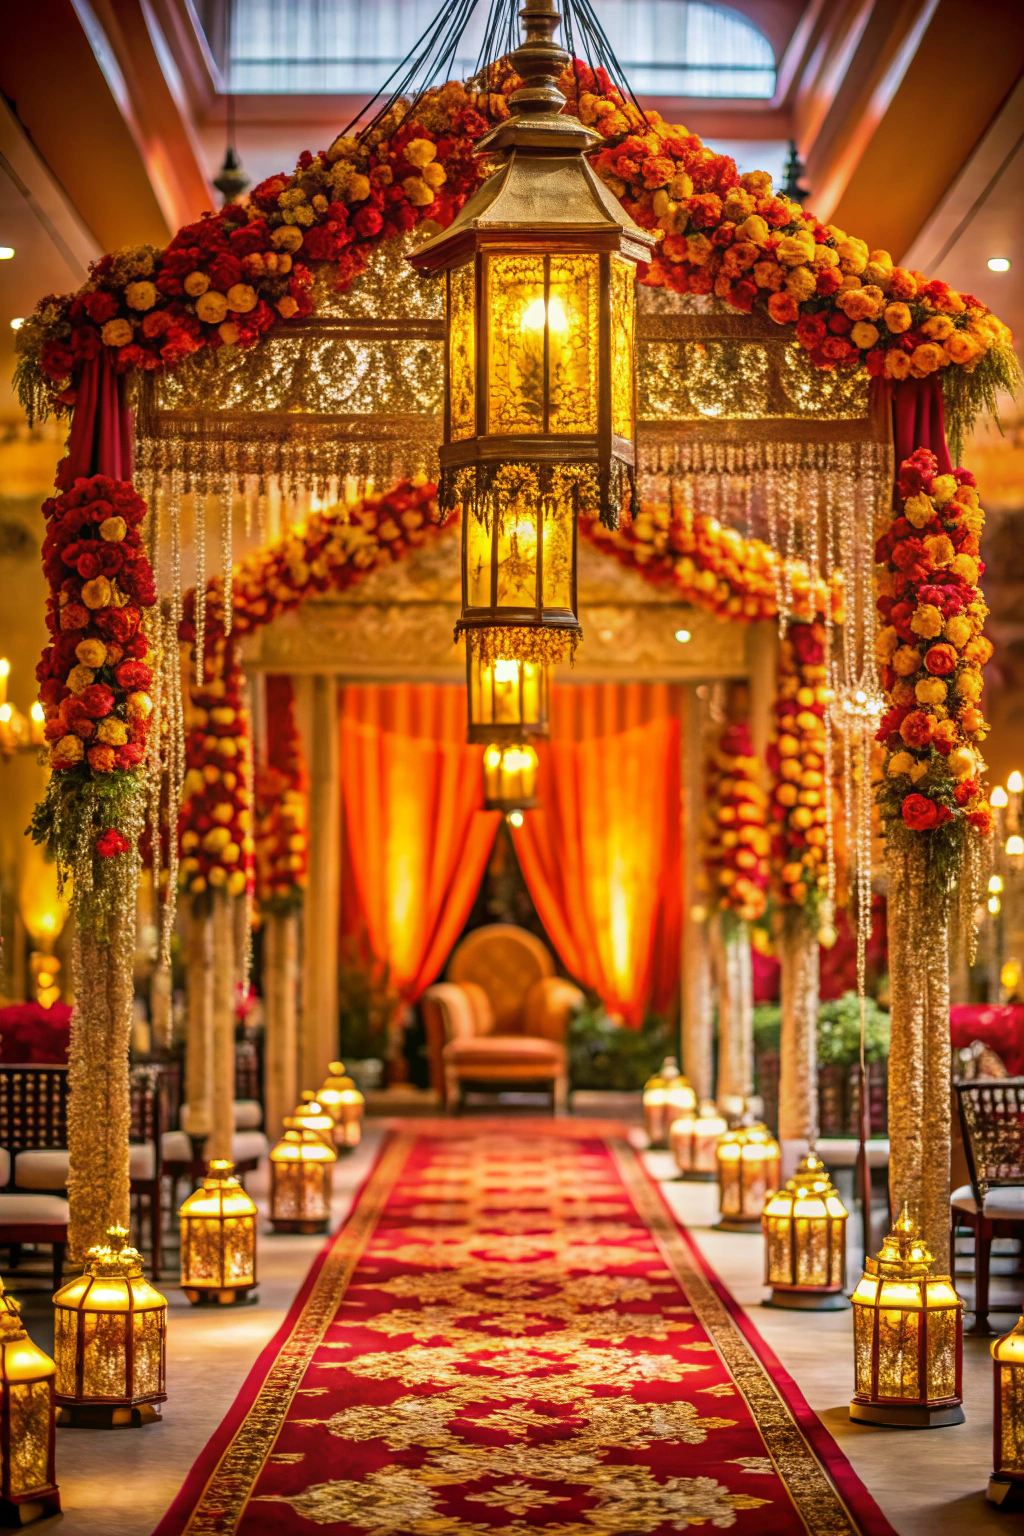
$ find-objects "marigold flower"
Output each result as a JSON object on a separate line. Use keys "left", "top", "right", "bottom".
{"left": 196, "top": 290, "right": 228, "bottom": 325}
{"left": 883, "top": 302, "right": 912, "bottom": 334}
{"left": 900, "top": 710, "right": 934, "bottom": 748}
{"left": 95, "top": 717, "right": 128, "bottom": 745}
{"left": 947, "top": 746, "right": 976, "bottom": 780}
{"left": 950, "top": 553, "right": 979, "bottom": 585}
{"left": 910, "top": 342, "right": 948, "bottom": 374}
{"left": 81, "top": 576, "right": 112, "bottom": 610}
{"left": 99, "top": 515, "right": 126, "bottom": 542}
{"left": 885, "top": 349, "right": 912, "bottom": 379}
{"left": 903, "top": 492, "right": 934, "bottom": 529}
{"left": 74, "top": 639, "right": 106, "bottom": 669}
{"left": 836, "top": 236, "right": 869, "bottom": 274}
{"left": 851, "top": 321, "right": 879, "bottom": 349}
{"left": 776, "top": 230, "right": 816, "bottom": 266}
{"left": 892, "top": 645, "right": 922, "bottom": 675}
{"left": 100, "top": 318, "right": 133, "bottom": 348}
{"left": 887, "top": 751, "right": 915, "bottom": 777}
{"left": 50, "top": 734, "right": 84, "bottom": 768}
{"left": 924, "top": 534, "right": 955, "bottom": 567}
{"left": 956, "top": 668, "right": 983, "bottom": 701}
{"left": 945, "top": 331, "right": 981, "bottom": 365}
{"left": 226, "top": 283, "right": 257, "bottom": 314}
{"left": 915, "top": 676, "right": 947, "bottom": 705}
{"left": 767, "top": 291, "right": 799, "bottom": 325}
{"left": 910, "top": 603, "right": 943, "bottom": 639}
{"left": 125, "top": 281, "right": 157, "bottom": 311}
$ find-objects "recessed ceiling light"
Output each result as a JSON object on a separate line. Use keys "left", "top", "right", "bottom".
{"left": 674, "top": 628, "right": 691, "bottom": 643}
{"left": 988, "top": 257, "right": 1011, "bottom": 272}
{"left": 9, "top": 317, "right": 24, "bottom": 330}
{"left": 0, "top": 247, "right": 13, "bottom": 260}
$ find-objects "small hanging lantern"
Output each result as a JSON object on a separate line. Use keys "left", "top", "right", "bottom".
{"left": 642, "top": 1058, "right": 693, "bottom": 1149}
{"left": 716, "top": 1123, "right": 781, "bottom": 1230}
{"left": 483, "top": 741, "right": 539, "bottom": 813}
{"left": 408, "top": 0, "right": 655, "bottom": 668}
{"left": 318, "top": 1063, "right": 365, "bottom": 1149}
{"left": 762, "top": 1151, "right": 849, "bottom": 1310}
{"left": 178, "top": 1160, "right": 258, "bottom": 1307}
{"left": 850, "top": 1207, "right": 964, "bottom": 1427}
{"left": 53, "top": 1226, "right": 167, "bottom": 1427}
{"left": 0, "top": 1277, "right": 59, "bottom": 1523}
{"left": 467, "top": 644, "right": 549, "bottom": 745}
{"left": 989, "top": 1313, "right": 1024, "bottom": 1507}
{"left": 269, "top": 1121, "right": 336, "bottom": 1234}
{"left": 672, "top": 1098, "right": 727, "bottom": 1181}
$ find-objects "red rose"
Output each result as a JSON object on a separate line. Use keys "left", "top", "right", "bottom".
{"left": 82, "top": 292, "right": 119, "bottom": 324}
{"left": 969, "top": 806, "right": 993, "bottom": 835}
{"left": 796, "top": 313, "right": 827, "bottom": 350}
{"left": 96, "top": 828, "right": 130, "bottom": 858}
{"left": 352, "top": 206, "right": 384, "bottom": 239}
{"left": 115, "top": 661, "right": 152, "bottom": 690}
{"left": 114, "top": 742, "right": 145, "bottom": 769}
{"left": 902, "top": 793, "right": 939, "bottom": 831}
{"left": 76, "top": 550, "right": 102, "bottom": 580}
{"left": 94, "top": 608, "right": 137, "bottom": 642}
{"left": 816, "top": 266, "right": 842, "bottom": 297}
{"left": 891, "top": 537, "right": 926, "bottom": 571}
{"left": 924, "top": 643, "right": 957, "bottom": 676}
{"left": 76, "top": 683, "right": 115, "bottom": 719}
{"left": 953, "top": 779, "right": 979, "bottom": 806}
{"left": 208, "top": 252, "right": 243, "bottom": 290}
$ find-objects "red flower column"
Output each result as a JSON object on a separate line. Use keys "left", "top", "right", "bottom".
{"left": 875, "top": 450, "right": 992, "bottom": 1271}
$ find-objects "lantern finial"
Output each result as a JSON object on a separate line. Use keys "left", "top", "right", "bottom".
{"left": 507, "top": 1, "right": 569, "bottom": 120}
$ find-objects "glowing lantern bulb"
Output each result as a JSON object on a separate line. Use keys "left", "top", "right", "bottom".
{"left": 1010, "top": 771, "right": 1024, "bottom": 794}
{"left": 992, "top": 786, "right": 1009, "bottom": 808}
{"left": 520, "top": 294, "right": 569, "bottom": 335}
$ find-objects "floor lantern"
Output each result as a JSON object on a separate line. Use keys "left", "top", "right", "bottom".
{"left": 408, "top": 0, "right": 655, "bottom": 676}
{"left": 672, "top": 1099, "right": 727, "bottom": 1181}
{"left": 293, "top": 1095, "right": 336, "bottom": 1145}
{"left": 317, "top": 1063, "right": 365, "bottom": 1150}
{"left": 716, "top": 1123, "right": 781, "bottom": 1231}
{"left": 989, "top": 1313, "right": 1024, "bottom": 1506}
{"left": 850, "top": 1206, "right": 964, "bottom": 1427}
{"left": 762, "top": 1151, "right": 849, "bottom": 1310}
{"left": 178, "top": 1160, "right": 258, "bottom": 1306}
{"left": 483, "top": 742, "right": 540, "bottom": 815}
{"left": 53, "top": 1226, "right": 167, "bottom": 1427}
{"left": 642, "top": 1057, "right": 693, "bottom": 1149}
{"left": 0, "top": 1278, "right": 59, "bottom": 1524}
{"left": 269, "top": 1120, "right": 336, "bottom": 1234}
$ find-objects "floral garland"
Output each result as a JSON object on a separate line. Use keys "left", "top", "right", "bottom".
{"left": 15, "top": 64, "right": 1016, "bottom": 453}
{"left": 767, "top": 620, "right": 832, "bottom": 920}
{"left": 874, "top": 448, "right": 992, "bottom": 874}
{"left": 704, "top": 719, "right": 769, "bottom": 923}
{"left": 178, "top": 641, "right": 254, "bottom": 899}
{"left": 29, "top": 475, "right": 156, "bottom": 933}
{"left": 582, "top": 503, "right": 834, "bottom": 623}
{"left": 255, "top": 676, "right": 308, "bottom": 914}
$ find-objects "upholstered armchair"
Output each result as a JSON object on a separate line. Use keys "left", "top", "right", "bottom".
{"left": 422, "top": 925, "right": 583, "bottom": 1112}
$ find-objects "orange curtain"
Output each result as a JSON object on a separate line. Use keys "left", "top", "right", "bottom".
{"left": 512, "top": 684, "right": 683, "bottom": 1027}
{"left": 340, "top": 685, "right": 500, "bottom": 1002}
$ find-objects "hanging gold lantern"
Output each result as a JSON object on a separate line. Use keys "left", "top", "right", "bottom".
{"left": 716, "top": 1123, "right": 781, "bottom": 1230}
{"left": 672, "top": 1098, "right": 727, "bottom": 1181}
{"left": 269, "top": 1121, "right": 336, "bottom": 1234}
{"left": 408, "top": 0, "right": 654, "bottom": 669}
{"left": 53, "top": 1226, "right": 167, "bottom": 1427}
{"left": 178, "top": 1159, "right": 258, "bottom": 1306}
{"left": 318, "top": 1063, "right": 365, "bottom": 1149}
{"left": 0, "top": 1278, "right": 59, "bottom": 1523}
{"left": 990, "top": 1313, "right": 1024, "bottom": 1506}
{"left": 850, "top": 1207, "right": 964, "bottom": 1427}
{"left": 642, "top": 1058, "right": 693, "bottom": 1149}
{"left": 762, "top": 1151, "right": 849, "bottom": 1310}
{"left": 467, "top": 646, "right": 549, "bottom": 744}
{"left": 483, "top": 741, "right": 539, "bottom": 813}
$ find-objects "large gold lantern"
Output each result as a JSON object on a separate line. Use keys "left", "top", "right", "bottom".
{"left": 269, "top": 1121, "right": 336, "bottom": 1234}
{"left": 318, "top": 1063, "right": 365, "bottom": 1150}
{"left": 989, "top": 1313, "right": 1024, "bottom": 1506}
{"left": 53, "top": 1226, "right": 167, "bottom": 1427}
{"left": 642, "top": 1058, "right": 694, "bottom": 1149}
{"left": 716, "top": 1123, "right": 780, "bottom": 1230}
{"left": 850, "top": 1207, "right": 964, "bottom": 1427}
{"left": 0, "top": 1279, "right": 59, "bottom": 1523}
{"left": 762, "top": 1152, "right": 849, "bottom": 1310}
{"left": 178, "top": 1159, "right": 258, "bottom": 1306}
{"left": 468, "top": 647, "right": 549, "bottom": 744}
{"left": 408, "top": 0, "right": 654, "bottom": 668}
{"left": 672, "top": 1099, "right": 727, "bottom": 1181}
{"left": 483, "top": 741, "right": 539, "bottom": 814}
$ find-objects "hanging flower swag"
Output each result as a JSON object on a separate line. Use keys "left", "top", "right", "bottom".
{"left": 875, "top": 448, "right": 992, "bottom": 894}
{"left": 704, "top": 719, "right": 769, "bottom": 924}
{"left": 14, "top": 63, "right": 1018, "bottom": 456}
{"left": 29, "top": 475, "right": 155, "bottom": 935}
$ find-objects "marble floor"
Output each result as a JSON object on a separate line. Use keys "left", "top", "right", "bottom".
{"left": 8, "top": 1115, "right": 1020, "bottom": 1536}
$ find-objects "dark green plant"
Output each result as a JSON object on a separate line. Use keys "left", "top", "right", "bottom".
{"left": 753, "top": 1004, "right": 781, "bottom": 1056}
{"left": 817, "top": 991, "right": 890, "bottom": 1067}
{"left": 337, "top": 940, "right": 396, "bottom": 1060}
{"left": 568, "top": 1000, "right": 671, "bottom": 1090}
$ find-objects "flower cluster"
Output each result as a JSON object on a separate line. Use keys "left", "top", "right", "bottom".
{"left": 874, "top": 448, "right": 992, "bottom": 843}
{"left": 582, "top": 503, "right": 833, "bottom": 623}
{"left": 35, "top": 475, "right": 155, "bottom": 787}
{"left": 255, "top": 677, "right": 308, "bottom": 912}
{"left": 768, "top": 621, "right": 831, "bottom": 910}
{"left": 181, "top": 476, "right": 441, "bottom": 643}
{"left": 704, "top": 720, "right": 769, "bottom": 922}
{"left": 15, "top": 63, "right": 1015, "bottom": 444}
{"left": 178, "top": 644, "right": 254, "bottom": 899}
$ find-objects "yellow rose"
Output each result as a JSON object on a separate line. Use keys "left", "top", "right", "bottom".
{"left": 404, "top": 137, "right": 437, "bottom": 168}
{"left": 195, "top": 290, "right": 228, "bottom": 325}
{"left": 836, "top": 236, "right": 869, "bottom": 274}
{"left": 776, "top": 230, "right": 816, "bottom": 267}
{"left": 945, "top": 331, "right": 981, "bottom": 365}
{"left": 218, "top": 321, "right": 239, "bottom": 347}
{"left": 343, "top": 172, "right": 371, "bottom": 202}
{"left": 271, "top": 225, "right": 304, "bottom": 252}
{"left": 184, "top": 271, "right": 210, "bottom": 297}
{"left": 893, "top": 645, "right": 922, "bottom": 675}
{"left": 125, "top": 281, "right": 157, "bottom": 311}
{"left": 910, "top": 604, "right": 943, "bottom": 639}
{"left": 81, "top": 576, "right": 112, "bottom": 610}
{"left": 784, "top": 265, "right": 817, "bottom": 302}
{"left": 276, "top": 295, "right": 299, "bottom": 319}
{"left": 850, "top": 321, "right": 879, "bottom": 349}
{"left": 75, "top": 639, "right": 107, "bottom": 668}
{"left": 100, "top": 319, "right": 133, "bottom": 348}
{"left": 947, "top": 747, "right": 975, "bottom": 780}
{"left": 903, "top": 492, "right": 934, "bottom": 528}
{"left": 944, "top": 616, "right": 971, "bottom": 649}
{"left": 422, "top": 161, "right": 446, "bottom": 189}
{"left": 99, "top": 515, "right": 126, "bottom": 543}
{"left": 226, "top": 283, "right": 257, "bottom": 314}
{"left": 95, "top": 717, "right": 128, "bottom": 745}
{"left": 50, "top": 735, "right": 84, "bottom": 768}
{"left": 921, "top": 314, "right": 954, "bottom": 341}
{"left": 924, "top": 534, "right": 954, "bottom": 567}
{"left": 875, "top": 626, "right": 899, "bottom": 660}
{"left": 910, "top": 342, "right": 948, "bottom": 374}
{"left": 887, "top": 751, "right": 915, "bottom": 777}
{"left": 951, "top": 553, "right": 979, "bottom": 585}
{"left": 869, "top": 248, "right": 893, "bottom": 272}
{"left": 885, "top": 349, "right": 911, "bottom": 379}
{"left": 402, "top": 176, "right": 435, "bottom": 207}
{"left": 737, "top": 214, "right": 769, "bottom": 246}
{"left": 883, "top": 303, "right": 912, "bottom": 334}
{"left": 956, "top": 668, "right": 983, "bottom": 700}
{"left": 66, "top": 664, "right": 95, "bottom": 694}
{"left": 915, "top": 676, "right": 947, "bottom": 705}
{"left": 930, "top": 475, "right": 957, "bottom": 507}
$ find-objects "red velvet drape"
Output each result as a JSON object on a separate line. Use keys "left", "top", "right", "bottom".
{"left": 339, "top": 685, "right": 500, "bottom": 1002}
{"left": 512, "top": 684, "right": 683, "bottom": 1026}
{"left": 57, "top": 350, "right": 134, "bottom": 488}
{"left": 876, "top": 375, "right": 953, "bottom": 471}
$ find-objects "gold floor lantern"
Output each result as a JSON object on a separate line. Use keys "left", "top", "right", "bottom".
{"left": 672, "top": 1099, "right": 727, "bottom": 1181}
{"left": 269, "top": 1121, "right": 336, "bottom": 1234}
{"left": 318, "top": 1063, "right": 365, "bottom": 1150}
{"left": 293, "top": 1095, "right": 336, "bottom": 1144}
{"left": 53, "top": 1227, "right": 167, "bottom": 1427}
{"left": 716, "top": 1123, "right": 780, "bottom": 1231}
{"left": 408, "top": 0, "right": 655, "bottom": 669}
{"left": 642, "top": 1057, "right": 693, "bottom": 1149}
{"left": 0, "top": 1278, "right": 59, "bottom": 1524}
{"left": 850, "top": 1207, "right": 964, "bottom": 1427}
{"left": 762, "top": 1151, "right": 849, "bottom": 1310}
{"left": 179, "top": 1160, "right": 258, "bottom": 1306}
{"left": 990, "top": 1313, "right": 1024, "bottom": 1506}
{"left": 483, "top": 742, "right": 540, "bottom": 814}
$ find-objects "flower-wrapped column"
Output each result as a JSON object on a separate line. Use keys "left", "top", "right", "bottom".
{"left": 713, "top": 915, "right": 754, "bottom": 1109}
{"left": 777, "top": 916, "right": 819, "bottom": 1151}
{"left": 208, "top": 890, "right": 237, "bottom": 1163}
{"left": 184, "top": 904, "right": 214, "bottom": 1148}
{"left": 263, "top": 911, "right": 299, "bottom": 1144}
{"left": 302, "top": 674, "right": 340, "bottom": 1088}
{"left": 681, "top": 687, "right": 713, "bottom": 1099}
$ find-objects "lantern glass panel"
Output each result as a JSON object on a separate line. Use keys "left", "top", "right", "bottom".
{"left": 8, "top": 1380, "right": 50, "bottom": 1496}
{"left": 1000, "top": 1365, "right": 1024, "bottom": 1472}
{"left": 484, "top": 743, "right": 538, "bottom": 807}
{"left": 470, "top": 654, "right": 547, "bottom": 737}
{"left": 547, "top": 254, "right": 598, "bottom": 433}
{"left": 610, "top": 254, "right": 635, "bottom": 441}
{"left": 466, "top": 499, "right": 491, "bottom": 609}
{"left": 541, "top": 496, "right": 574, "bottom": 611}
{"left": 448, "top": 262, "right": 475, "bottom": 441}
{"left": 488, "top": 254, "right": 546, "bottom": 433}
{"left": 495, "top": 502, "right": 539, "bottom": 609}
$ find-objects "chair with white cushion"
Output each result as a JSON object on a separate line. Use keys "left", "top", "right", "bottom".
{"left": 0, "top": 1067, "right": 72, "bottom": 1287}
{"left": 954, "top": 1078, "right": 1024, "bottom": 1334}
{"left": 161, "top": 1101, "right": 269, "bottom": 1211}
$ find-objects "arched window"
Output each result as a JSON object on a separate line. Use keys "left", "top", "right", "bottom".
{"left": 209, "top": 1, "right": 776, "bottom": 100}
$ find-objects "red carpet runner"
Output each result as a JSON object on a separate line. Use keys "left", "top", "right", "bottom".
{"left": 156, "top": 1121, "right": 896, "bottom": 1536}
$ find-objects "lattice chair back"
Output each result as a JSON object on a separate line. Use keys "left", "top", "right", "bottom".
{"left": 956, "top": 1078, "right": 1024, "bottom": 1205}
{"left": 130, "top": 1066, "right": 162, "bottom": 1153}
{"left": 0, "top": 1066, "right": 69, "bottom": 1163}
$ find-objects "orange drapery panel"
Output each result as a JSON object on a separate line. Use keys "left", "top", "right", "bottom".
{"left": 512, "top": 684, "right": 683, "bottom": 1027}
{"left": 340, "top": 685, "right": 500, "bottom": 1002}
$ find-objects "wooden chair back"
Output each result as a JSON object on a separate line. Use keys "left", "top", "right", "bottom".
{"left": 956, "top": 1078, "right": 1024, "bottom": 1204}
{"left": 0, "top": 1066, "right": 69, "bottom": 1162}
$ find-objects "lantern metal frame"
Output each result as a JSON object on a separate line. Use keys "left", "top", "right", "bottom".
{"left": 269, "top": 1121, "right": 336, "bottom": 1234}
{"left": 0, "top": 1282, "right": 59, "bottom": 1524}
{"left": 715, "top": 1122, "right": 781, "bottom": 1232}
{"left": 850, "top": 1208, "right": 964, "bottom": 1428}
{"left": 989, "top": 1314, "right": 1024, "bottom": 1507}
{"left": 178, "top": 1158, "right": 259, "bottom": 1307}
{"left": 761, "top": 1151, "right": 850, "bottom": 1310}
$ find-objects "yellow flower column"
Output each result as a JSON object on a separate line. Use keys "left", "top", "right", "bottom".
{"left": 777, "top": 915, "right": 820, "bottom": 1163}
{"left": 207, "top": 889, "right": 238, "bottom": 1163}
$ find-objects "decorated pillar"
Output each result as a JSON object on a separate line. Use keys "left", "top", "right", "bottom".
{"left": 184, "top": 904, "right": 214, "bottom": 1143}
{"left": 301, "top": 674, "right": 340, "bottom": 1090}
{"left": 777, "top": 918, "right": 819, "bottom": 1157}
{"left": 681, "top": 686, "right": 713, "bottom": 1099}
{"left": 712, "top": 914, "right": 754, "bottom": 1109}
{"left": 207, "top": 889, "right": 237, "bottom": 1162}
{"left": 263, "top": 910, "right": 299, "bottom": 1142}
